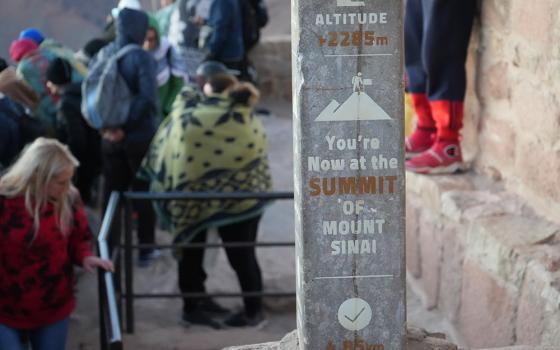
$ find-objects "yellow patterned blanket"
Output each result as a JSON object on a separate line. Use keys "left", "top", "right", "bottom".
{"left": 139, "top": 91, "right": 273, "bottom": 243}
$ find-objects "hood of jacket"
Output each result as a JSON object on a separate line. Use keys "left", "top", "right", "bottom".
{"left": 117, "top": 8, "right": 149, "bottom": 48}
{"left": 148, "top": 15, "right": 162, "bottom": 45}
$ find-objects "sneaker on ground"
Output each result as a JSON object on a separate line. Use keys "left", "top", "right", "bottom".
{"left": 137, "top": 248, "right": 161, "bottom": 268}
{"left": 224, "top": 311, "right": 266, "bottom": 328}
{"left": 405, "top": 141, "right": 463, "bottom": 174}
{"left": 405, "top": 127, "right": 436, "bottom": 159}
{"left": 181, "top": 309, "right": 222, "bottom": 329}
{"left": 198, "top": 299, "right": 230, "bottom": 315}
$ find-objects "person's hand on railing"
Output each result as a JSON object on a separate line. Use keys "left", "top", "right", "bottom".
{"left": 83, "top": 256, "right": 115, "bottom": 273}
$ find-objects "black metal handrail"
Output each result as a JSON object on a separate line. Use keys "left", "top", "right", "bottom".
{"left": 124, "top": 191, "right": 294, "bottom": 200}
{"left": 120, "top": 190, "right": 296, "bottom": 333}
{"left": 97, "top": 192, "right": 123, "bottom": 350}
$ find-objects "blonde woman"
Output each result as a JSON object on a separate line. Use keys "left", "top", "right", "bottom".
{"left": 0, "top": 137, "right": 113, "bottom": 350}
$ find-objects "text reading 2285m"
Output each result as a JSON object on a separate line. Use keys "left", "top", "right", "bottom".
{"left": 319, "top": 31, "right": 389, "bottom": 47}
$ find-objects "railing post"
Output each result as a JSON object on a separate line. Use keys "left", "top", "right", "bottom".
{"left": 115, "top": 250, "right": 123, "bottom": 331}
{"left": 124, "top": 196, "right": 135, "bottom": 333}
{"left": 98, "top": 257, "right": 108, "bottom": 350}
{"left": 97, "top": 192, "right": 123, "bottom": 349}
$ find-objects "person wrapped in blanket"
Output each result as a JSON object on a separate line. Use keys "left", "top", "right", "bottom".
{"left": 138, "top": 68, "right": 272, "bottom": 328}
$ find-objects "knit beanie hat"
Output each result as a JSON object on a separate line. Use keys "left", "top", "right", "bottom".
{"left": 46, "top": 57, "right": 73, "bottom": 85}
{"left": 19, "top": 28, "right": 45, "bottom": 45}
{"left": 9, "top": 39, "right": 39, "bottom": 62}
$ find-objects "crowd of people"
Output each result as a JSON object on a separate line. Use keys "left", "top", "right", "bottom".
{"left": 0, "top": 0, "right": 271, "bottom": 348}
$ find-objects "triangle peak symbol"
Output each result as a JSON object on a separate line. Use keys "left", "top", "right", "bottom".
{"left": 315, "top": 72, "right": 392, "bottom": 122}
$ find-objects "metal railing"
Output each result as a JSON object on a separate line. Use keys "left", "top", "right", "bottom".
{"left": 119, "top": 190, "right": 296, "bottom": 333}
{"left": 94, "top": 190, "right": 296, "bottom": 341}
{"left": 97, "top": 192, "right": 123, "bottom": 350}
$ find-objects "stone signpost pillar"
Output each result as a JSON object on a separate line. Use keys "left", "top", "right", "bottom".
{"left": 292, "top": 0, "right": 405, "bottom": 349}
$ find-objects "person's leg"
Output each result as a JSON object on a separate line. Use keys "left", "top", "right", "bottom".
{"left": 0, "top": 323, "right": 26, "bottom": 350}
{"left": 124, "top": 141, "right": 157, "bottom": 262}
{"left": 28, "top": 317, "right": 69, "bottom": 350}
{"left": 424, "top": 0, "right": 475, "bottom": 141}
{"left": 405, "top": 0, "right": 427, "bottom": 95}
{"left": 76, "top": 164, "right": 94, "bottom": 204}
{"left": 178, "top": 230, "right": 208, "bottom": 311}
{"left": 406, "top": 0, "right": 476, "bottom": 173}
{"left": 101, "top": 140, "right": 130, "bottom": 250}
{"left": 404, "top": 0, "right": 436, "bottom": 156}
{"left": 131, "top": 177, "right": 157, "bottom": 258}
{"left": 177, "top": 230, "right": 221, "bottom": 328}
{"left": 218, "top": 215, "right": 264, "bottom": 325}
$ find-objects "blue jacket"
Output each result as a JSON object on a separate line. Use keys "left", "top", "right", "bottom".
{"left": 115, "top": 8, "right": 159, "bottom": 144}
{"left": 0, "top": 96, "right": 44, "bottom": 168}
{"left": 207, "top": 0, "right": 244, "bottom": 61}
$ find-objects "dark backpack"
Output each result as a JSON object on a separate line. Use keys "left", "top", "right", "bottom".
{"left": 239, "top": 0, "right": 269, "bottom": 52}
{"left": 81, "top": 44, "right": 142, "bottom": 129}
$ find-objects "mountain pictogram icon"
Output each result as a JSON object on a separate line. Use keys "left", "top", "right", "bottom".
{"left": 315, "top": 91, "right": 391, "bottom": 121}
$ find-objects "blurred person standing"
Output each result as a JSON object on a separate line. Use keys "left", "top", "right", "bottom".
{"left": 9, "top": 38, "right": 58, "bottom": 134}
{"left": 404, "top": 0, "right": 476, "bottom": 174}
{"left": 168, "top": 0, "right": 213, "bottom": 49}
{"left": 140, "top": 72, "right": 272, "bottom": 328}
{"left": 9, "top": 38, "right": 83, "bottom": 136}
{"left": 19, "top": 28, "right": 88, "bottom": 77}
{"left": 0, "top": 57, "right": 39, "bottom": 112}
{"left": 155, "top": 0, "right": 178, "bottom": 36}
{"left": 203, "top": 0, "right": 246, "bottom": 79}
{"left": 0, "top": 93, "right": 44, "bottom": 170}
{"left": 0, "top": 137, "right": 113, "bottom": 350}
{"left": 93, "top": 8, "right": 159, "bottom": 266}
{"left": 46, "top": 58, "right": 102, "bottom": 205}
{"left": 144, "top": 15, "right": 189, "bottom": 118}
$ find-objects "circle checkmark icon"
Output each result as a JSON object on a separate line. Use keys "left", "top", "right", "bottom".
{"left": 337, "top": 298, "right": 372, "bottom": 331}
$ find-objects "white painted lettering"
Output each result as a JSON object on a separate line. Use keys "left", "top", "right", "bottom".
{"left": 308, "top": 156, "right": 346, "bottom": 171}
{"left": 314, "top": 12, "right": 388, "bottom": 26}
{"left": 331, "top": 241, "right": 341, "bottom": 255}
{"left": 380, "top": 12, "right": 387, "bottom": 23}
{"left": 322, "top": 219, "right": 384, "bottom": 235}
{"left": 331, "top": 240, "right": 378, "bottom": 255}
{"left": 325, "top": 135, "right": 336, "bottom": 150}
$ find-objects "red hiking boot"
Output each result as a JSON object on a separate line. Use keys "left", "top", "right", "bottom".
{"left": 405, "top": 127, "right": 436, "bottom": 159}
{"left": 406, "top": 140, "right": 463, "bottom": 174}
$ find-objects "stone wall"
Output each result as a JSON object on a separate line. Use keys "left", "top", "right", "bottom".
{"left": 471, "top": 0, "right": 560, "bottom": 225}
{"left": 406, "top": 172, "right": 560, "bottom": 348}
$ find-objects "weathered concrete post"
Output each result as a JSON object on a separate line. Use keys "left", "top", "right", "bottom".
{"left": 292, "top": 0, "right": 405, "bottom": 349}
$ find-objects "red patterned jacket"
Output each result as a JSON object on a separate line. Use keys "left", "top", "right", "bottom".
{"left": 0, "top": 195, "right": 93, "bottom": 329}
